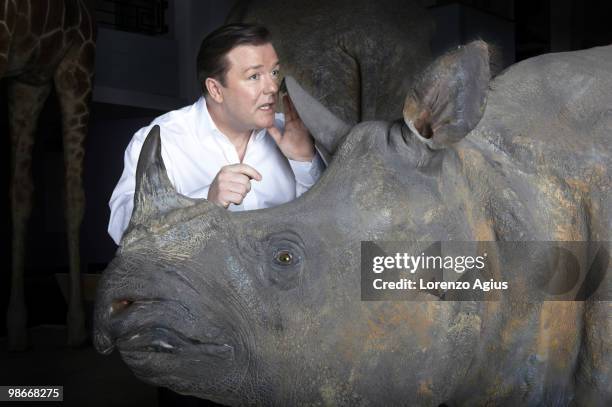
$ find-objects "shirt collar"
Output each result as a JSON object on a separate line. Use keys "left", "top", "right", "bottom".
{"left": 197, "top": 96, "right": 223, "bottom": 138}
{"left": 198, "top": 96, "right": 268, "bottom": 142}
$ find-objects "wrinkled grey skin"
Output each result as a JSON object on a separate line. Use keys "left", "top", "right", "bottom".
{"left": 94, "top": 42, "right": 611, "bottom": 406}
{"left": 226, "top": 0, "right": 434, "bottom": 126}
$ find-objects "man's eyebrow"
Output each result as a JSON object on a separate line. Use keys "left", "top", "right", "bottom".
{"left": 243, "top": 62, "right": 280, "bottom": 73}
{"left": 243, "top": 64, "right": 263, "bottom": 73}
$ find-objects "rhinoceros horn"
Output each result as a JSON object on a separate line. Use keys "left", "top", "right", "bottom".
{"left": 284, "top": 75, "right": 351, "bottom": 154}
{"left": 126, "top": 125, "right": 201, "bottom": 234}
{"left": 403, "top": 40, "right": 490, "bottom": 149}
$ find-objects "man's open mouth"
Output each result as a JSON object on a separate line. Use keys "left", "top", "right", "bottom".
{"left": 258, "top": 102, "right": 275, "bottom": 111}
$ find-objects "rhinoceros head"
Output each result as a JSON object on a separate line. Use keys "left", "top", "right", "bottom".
{"left": 94, "top": 41, "right": 490, "bottom": 404}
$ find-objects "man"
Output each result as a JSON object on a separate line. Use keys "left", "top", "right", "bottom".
{"left": 108, "top": 24, "right": 325, "bottom": 244}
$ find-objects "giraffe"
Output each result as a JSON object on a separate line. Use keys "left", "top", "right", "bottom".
{"left": 1, "top": 0, "right": 96, "bottom": 350}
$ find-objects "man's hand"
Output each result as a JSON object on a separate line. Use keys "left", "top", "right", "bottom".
{"left": 207, "top": 164, "right": 262, "bottom": 208}
{"left": 267, "top": 93, "right": 315, "bottom": 162}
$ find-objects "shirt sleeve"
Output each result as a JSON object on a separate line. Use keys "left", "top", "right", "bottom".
{"left": 107, "top": 127, "right": 149, "bottom": 245}
{"left": 288, "top": 148, "right": 326, "bottom": 197}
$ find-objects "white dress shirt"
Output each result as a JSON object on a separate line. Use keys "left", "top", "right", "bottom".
{"left": 108, "top": 96, "right": 324, "bottom": 244}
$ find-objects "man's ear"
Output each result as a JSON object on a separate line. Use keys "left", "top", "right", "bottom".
{"left": 403, "top": 40, "right": 490, "bottom": 149}
{"left": 205, "top": 78, "right": 224, "bottom": 103}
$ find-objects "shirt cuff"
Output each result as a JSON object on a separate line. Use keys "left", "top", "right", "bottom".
{"left": 288, "top": 152, "right": 325, "bottom": 187}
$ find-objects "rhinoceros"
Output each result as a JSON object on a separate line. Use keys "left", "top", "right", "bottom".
{"left": 226, "top": 0, "right": 434, "bottom": 125}
{"left": 93, "top": 42, "right": 611, "bottom": 406}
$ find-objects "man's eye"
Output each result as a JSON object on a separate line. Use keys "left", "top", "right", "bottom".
{"left": 249, "top": 73, "right": 259, "bottom": 80}
{"left": 275, "top": 250, "right": 293, "bottom": 265}
{"left": 271, "top": 69, "right": 280, "bottom": 77}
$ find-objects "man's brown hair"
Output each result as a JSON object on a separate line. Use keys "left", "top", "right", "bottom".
{"left": 197, "top": 23, "right": 271, "bottom": 97}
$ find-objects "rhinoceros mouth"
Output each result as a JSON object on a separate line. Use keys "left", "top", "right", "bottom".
{"left": 116, "top": 326, "right": 234, "bottom": 360}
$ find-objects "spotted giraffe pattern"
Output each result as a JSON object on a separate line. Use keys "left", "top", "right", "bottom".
{"left": 2, "top": 0, "right": 96, "bottom": 350}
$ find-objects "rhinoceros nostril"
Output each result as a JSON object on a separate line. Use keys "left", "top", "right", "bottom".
{"left": 111, "top": 299, "right": 134, "bottom": 316}
{"left": 93, "top": 327, "right": 116, "bottom": 355}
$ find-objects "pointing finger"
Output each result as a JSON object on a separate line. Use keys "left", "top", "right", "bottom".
{"left": 225, "top": 163, "right": 262, "bottom": 181}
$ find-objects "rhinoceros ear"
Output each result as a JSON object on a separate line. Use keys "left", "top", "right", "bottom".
{"left": 403, "top": 40, "right": 490, "bottom": 149}
{"left": 128, "top": 125, "right": 196, "bottom": 229}
{"left": 283, "top": 76, "right": 351, "bottom": 154}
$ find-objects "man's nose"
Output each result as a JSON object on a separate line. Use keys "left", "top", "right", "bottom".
{"left": 263, "top": 73, "right": 279, "bottom": 94}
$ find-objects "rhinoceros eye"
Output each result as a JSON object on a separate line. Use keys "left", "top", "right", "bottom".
{"left": 262, "top": 232, "right": 304, "bottom": 290}
{"left": 275, "top": 250, "right": 293, "bottom": 265}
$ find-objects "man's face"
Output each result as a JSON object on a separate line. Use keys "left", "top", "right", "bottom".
{"left": 219, "top": 43, "right": 280, "bottom": 131}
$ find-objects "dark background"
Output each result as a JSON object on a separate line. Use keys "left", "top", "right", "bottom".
{"left": 1, "top": 0, "right": 611, "bottom": 405}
